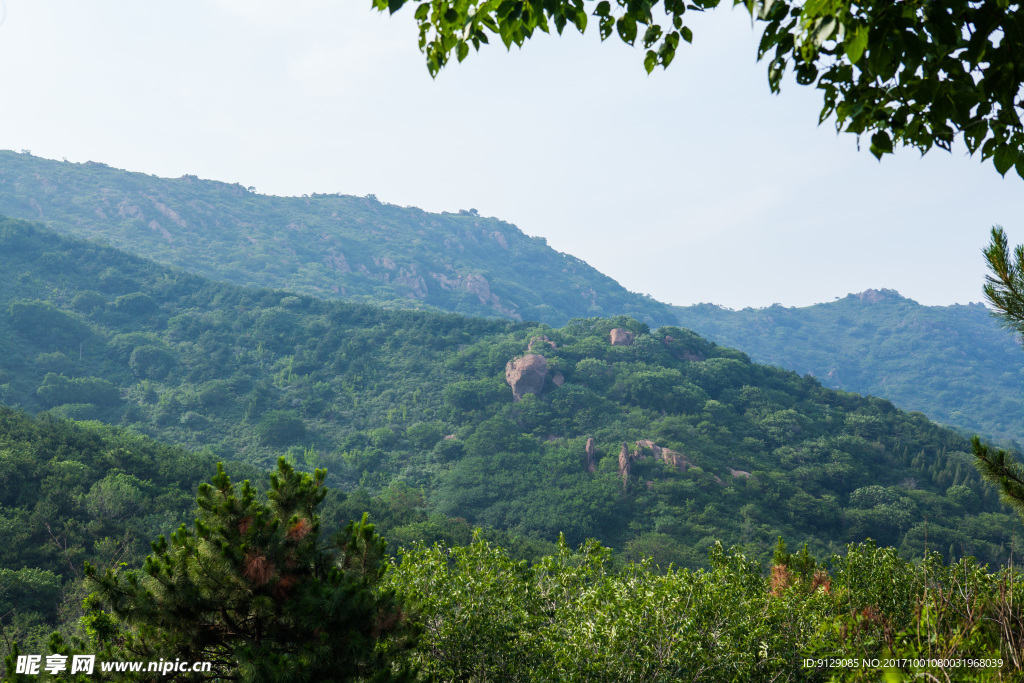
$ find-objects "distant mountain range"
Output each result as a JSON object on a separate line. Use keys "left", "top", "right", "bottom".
{"left": 675, "top": 290, "right": 1024, "bottom": 447}
{"left": 1, "top": 150, "right": 1021, "bottom": 445}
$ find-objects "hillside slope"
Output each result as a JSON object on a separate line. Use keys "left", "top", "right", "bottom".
{"left": 674, "top": 290, "right": 1024, "bottom": 446}
{"left": 0, "top": 150, "right": 675, "bottom": 326}
{"left": 5, "top": 152, "right": 1024, "bottom": 451}
{"left": 0, "top": 217, "right": 1018, "bottom": 573}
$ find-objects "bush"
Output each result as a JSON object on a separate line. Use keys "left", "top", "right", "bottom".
{"left": 255, "top": 410, "right": 307, "bottom": 448}
{"left": 128, "top": 345, "right": 175, "bottom": 379}
{"left": 37, "top": 374, "right": 121, "bottom": 407}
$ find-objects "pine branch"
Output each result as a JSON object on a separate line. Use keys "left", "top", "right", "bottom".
{"left": 972, "top": 436, "right": 1024, "bottom": 518}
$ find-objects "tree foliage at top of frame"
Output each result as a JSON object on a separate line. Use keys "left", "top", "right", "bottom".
{"left": 374, "top": 0, "right": 1024, "bottom": 178}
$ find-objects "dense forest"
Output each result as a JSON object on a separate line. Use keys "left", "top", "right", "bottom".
{"left": 4, "top": 152, "right": 1024, "bottom": 462}
{"left": 2, "top": 215, "right": 1020, "bottom": 565}
{"left": 676, "top": 290, "right": 1024, "bottom": 447}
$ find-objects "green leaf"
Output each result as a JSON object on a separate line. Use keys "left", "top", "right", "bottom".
{"left": 616, "top": 15, "right": 638, "bottom": 45}
{"left": 845, "top": 25, "right": 868, "bottom": 63}
{"left": 994, "top": 146, "right": 1017, "bottom": 176}
{"left": 869, "top": 131, "right": 892, "bottom": 159}
{"left": 414, "top": 3, "right": 430, "bottom": 21}
{"left": 387, "top": 0, "right": 406, "bottom": 14}
{"left": 643, "top": 25, "right": 663, "bottom": 48}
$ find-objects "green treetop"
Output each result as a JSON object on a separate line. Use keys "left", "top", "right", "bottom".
{"left": 82, "top": 458, "right": 416, "bottom": 682}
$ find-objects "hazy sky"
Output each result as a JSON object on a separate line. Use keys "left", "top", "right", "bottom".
{"left": 0, "top": 0, "right": 1021, "bottom": 309}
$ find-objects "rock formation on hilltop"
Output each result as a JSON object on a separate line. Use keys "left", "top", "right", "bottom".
{"left": 505, "top": 354, "right": 548, "bottom": 401}
{"left": 633, "top": 439, "right": 691, "bottom": 471}
{"left": 610, "top": 328, "right": 634, "bottom": 346}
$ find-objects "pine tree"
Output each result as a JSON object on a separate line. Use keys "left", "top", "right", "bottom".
{"left": 972, "top": 436, "right": 1024, "bottom": 520}
{"left": 83, "top": 458, "right": 416, "bottom": 682}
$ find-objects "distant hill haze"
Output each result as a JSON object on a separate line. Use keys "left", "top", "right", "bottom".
{"left": 0, "top": 150, "right": 675, "bottom": 326}
{"left": 675, "top": 290, "right": 1024, "bottom": 447}
{"left": 1, "top": 151, "right": 1022, "bottom": 445}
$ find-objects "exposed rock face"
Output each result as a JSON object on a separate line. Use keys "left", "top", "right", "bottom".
{"left": 618, "top": 442, "right": 631, "bottom": 489}
{"left": 428, "top": 271, "right": 523, "bottom": 320}
{"left": 856, "top": 288, "right": 901, "bottom": 303}
{"left": 505, "top": 354, "right": 548, "bottom": 401}
{"left": 585, "top": 437, "right": 596, "bottom": 473}
{"left": 632, "top": 439, "right": 691, "bottom": 471}
{"left": 610, "top": 328, "right": 634, "bottom": 346}
{"left": 552, "top": 373, "right": 565, "bottom": 387}
{"left": 729, "top": 468, "right": 751, "bottom": 478}
{"left": 323, "top": 248, "right": 351, "bottom": 273}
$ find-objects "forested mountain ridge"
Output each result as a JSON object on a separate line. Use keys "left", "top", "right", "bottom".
{"left": 5, "top": 152, "right": 1024, "bottom": 454}
{"left": 675, "top": 289, "right": 1024, "bottom": 447}
{"left": 0, "top": 150, "right": 675, "bottom": 326}
{"left": 1, "top": 216, "right": 1019, "bottom": 579}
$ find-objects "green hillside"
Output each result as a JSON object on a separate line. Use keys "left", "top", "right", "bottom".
{"left": 0, "top": 150, "right": 674, "bottom": 326}
{"left": 674, "top": 290, "right": 1024, "bottom": 447}
{"left": 1, "top": 216, "right": 1018, "bottom": 578}
{"left": 4, "top": 152, "right": 1024, "bottom": 458}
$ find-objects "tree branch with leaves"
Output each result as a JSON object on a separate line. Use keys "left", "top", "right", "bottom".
{"left": 374, "top": 0, "right": 1024, "bottom": 176}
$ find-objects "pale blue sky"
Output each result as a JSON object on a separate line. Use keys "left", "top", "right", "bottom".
{"left": 0, "top": 0, "right": 1021, "bottom": 309}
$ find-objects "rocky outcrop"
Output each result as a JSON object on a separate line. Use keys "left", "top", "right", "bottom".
{"left": 618, "top": 443, "right": 631, "bottom": 490}
{"left": 396, "top": 266, "right": 429, "bottom": 300}
{"left": 528, "top": 335, "right": 557, "bottom": 352}
{"left": 856, "top": 288, "right": 901, "bottom": 303}
{"left": 147, "top": 220, "right": 173, "bottom": 243}
{"left": 464, "top": 274, "right": 493, "bottom": 304}
{"left": 323, "top": 248, "right": 351, "bottom": 273}
{"left": 729, "top": 468, "right": 751, "bottom": 478}
{"left": 585, "top": 437, "right": 596, "bottom": 473}
{"left": 505, "top": 354, "right": 548, "bottom": 401}
{"left": 149, "top": 198, "right": 188, "bottom": 228}
{"left": 610, "top": 328, "right": 634, "bottom": 346}
{"left": 428, "top": 271, "right": 523, "bottom": 320}
{"left": 632, "top": 439, "right": 691, "bottom": 471}
{"left": 552, "top": 373, "right": 565, "bottom": 387}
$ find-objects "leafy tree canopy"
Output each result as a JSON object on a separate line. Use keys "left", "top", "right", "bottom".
{"left": 83, "top": 459, "right": 416, "bottom": 682}
{"left": 374, "top": 0, "right": 1024, "bottom": 177}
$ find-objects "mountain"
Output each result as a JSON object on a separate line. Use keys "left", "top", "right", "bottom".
{"left": 0, "top": 150, "right": 675, "bottom": 326}
{"left": 1, "top": 216, "right": 1018, "bottom": 578}
{"left": 674, "top": 289, "right": 1024, "bottom": 446}
{"left": 3, "top": 151, "right": 1023, "bottom": 451}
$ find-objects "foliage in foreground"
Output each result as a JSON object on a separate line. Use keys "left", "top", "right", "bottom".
{"left": 4, "top": 460, "right": 417, "bottom": 682}
{"left": 376, "top": 0, "right": 1024, "bottom": 181}
{"left": 385, "top": 534, "right": 1024, "bottom": 682}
